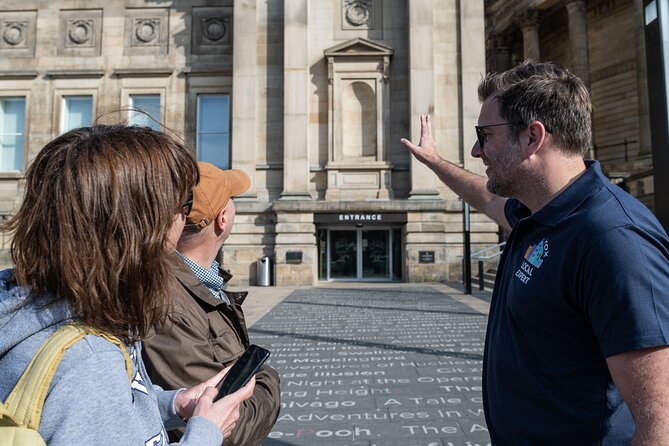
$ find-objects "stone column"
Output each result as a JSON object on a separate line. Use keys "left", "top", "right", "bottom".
{"left": 274, "top": 211, "right": 316, "bottom": 286}
{"left": 565, "top": 0, "right": 590, "bottom": 86}
{"left": 460, "top": 0, "right": 487, "bottom": 175}
{"left": 232, "top": 0, "right": 257, "bottom": 196}
{"left": 634, "top": 0, "right": 651, "bottom": 155}
{"left": 281, "top": 0, "right": 311, "bottom": 199}
{"left": 519, "top": 10, "right": 540, "bottom": 62}
{"left": 492, "top": 37, "right": 513, "bottom": 72}
{"left": 408, "top": 0, "right": 439, "bottom": 199}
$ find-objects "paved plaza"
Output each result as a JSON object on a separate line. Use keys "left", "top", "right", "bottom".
{"left": 244, "top": 283, "right": 492, "bottom": 446}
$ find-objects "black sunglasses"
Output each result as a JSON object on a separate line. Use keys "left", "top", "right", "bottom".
{"left": 181, "top": 191, "right": 193, "bottom": 216}
{"left": 475, "top": 122, "right": 524, "bottom": 148}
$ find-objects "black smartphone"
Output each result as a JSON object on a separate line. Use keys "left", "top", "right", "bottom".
{"left": 214, "top": 344, "right": 270, "bottom": 400}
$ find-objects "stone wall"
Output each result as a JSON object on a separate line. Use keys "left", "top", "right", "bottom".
{"left": 0, "top": 0, "right": 497, "bottom": 286}
{"left": 486, "top": 0, "right": 651, "bottom": 180}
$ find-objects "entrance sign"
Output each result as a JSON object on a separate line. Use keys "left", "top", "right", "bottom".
{"left": 339, "top": 213, "right": 382, "bottom": 222}
{"left": 315, "top": 212, "right": 407, "bottom": 225}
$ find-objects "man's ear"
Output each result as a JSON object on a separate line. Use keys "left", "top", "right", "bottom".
{"left": 525, "top": 121, "right": 547, "bottom": 157}
{"left": 214, "top": 206, "right": 228, "bottom": 236}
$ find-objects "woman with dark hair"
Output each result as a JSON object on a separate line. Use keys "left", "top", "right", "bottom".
{"left": 0, "top": 125, "right": 254, "bottom": 445}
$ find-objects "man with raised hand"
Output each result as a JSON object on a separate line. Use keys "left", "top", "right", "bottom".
{"left": 401, "top": 61, "right": 669, "bottom": 445}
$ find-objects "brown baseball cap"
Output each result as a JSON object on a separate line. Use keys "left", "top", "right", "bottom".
{"left": 186, "top": 162, "right": 250, "bottom": 230}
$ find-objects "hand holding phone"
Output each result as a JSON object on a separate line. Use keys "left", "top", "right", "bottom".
{"left": 214, "top": 344, "right": 270, "bottom": 401}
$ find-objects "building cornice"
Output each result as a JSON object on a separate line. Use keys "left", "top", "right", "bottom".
{"left": 45, "top": 69, "right": 105, "bottom": 79}
{"left": 113, "top": 68, "right": 174, "bottom": 78}
{"left": 267, "top": 199, "right": 464, "bottom": 213}
{"left": 181, "top": 67, "right": 232, "bottom": 77}
{"left": 0, "top": 70, "right": 38, "bottom": 80}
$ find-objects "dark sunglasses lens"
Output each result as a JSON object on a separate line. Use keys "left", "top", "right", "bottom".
{"left": 476, "top": 127, "right": 485, "bottom": 148}
{"left": 182, "top": 192, "right": 193, "bottom": 216}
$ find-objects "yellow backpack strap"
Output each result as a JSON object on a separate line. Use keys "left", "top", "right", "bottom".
{"left": 0, "top": 400, "right": 23, "bottom": 427}
{"left": 4, "top": 324, "right": 132, "bottom": 431}
{"left": 82, "top": 328, "right": 133, "bottom": 383}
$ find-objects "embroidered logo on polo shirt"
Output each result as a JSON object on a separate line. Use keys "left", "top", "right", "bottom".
{"left": 515, "top": 238, "right": 549, "bottom": 285}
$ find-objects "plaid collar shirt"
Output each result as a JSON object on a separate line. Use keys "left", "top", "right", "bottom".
{"left": 176, "top": 251, "right": 230, "bottom": 304}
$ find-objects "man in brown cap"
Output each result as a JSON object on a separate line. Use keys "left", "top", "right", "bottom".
{"left": 143, "top": 162, "right": 280, "bottom": 446}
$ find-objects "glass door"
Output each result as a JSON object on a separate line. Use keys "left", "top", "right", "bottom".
{"left": 362, "top": 230, "right": 389, "bottom": 279}
{"left": 329, "top": 230, "right": 357, "bottom": 279}
{"left": 322, "top": 228, "right": 400, "bottom": 281}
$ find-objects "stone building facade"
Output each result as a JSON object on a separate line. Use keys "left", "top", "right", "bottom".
{"left": 485, "top": 0, "right": 654, "bottom": 208}
{"left": 0, "top": 0, "right": 495, "bottom": 286}
{"left": 0, "top": 0, "right": 657, "bottom": 286}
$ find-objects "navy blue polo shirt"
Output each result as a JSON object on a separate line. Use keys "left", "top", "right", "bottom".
{"left": 483, "top": 161, "right": 669, "bottom": 445}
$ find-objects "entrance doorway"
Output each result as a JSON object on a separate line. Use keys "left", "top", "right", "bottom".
{"left": 317, "top": 228, "right": 402, "bottom": 281}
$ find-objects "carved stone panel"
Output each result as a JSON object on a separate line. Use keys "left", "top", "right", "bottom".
{"left": 58, "top": 9, "right": 102, "bottom": 56}
{"left": 124, "top": 8, "right": 169, "bottom": 55}
{"left": 192, "top": 7, "right": 233, "bottom": 55}
{"left": 343, "top": 0, "right": 374, "bottom": 29}
{"left": 0, "top": 11, "right": 37, "bottom": 57}
{"left": 336, "top": 0, "right": 383, "bottom": 40}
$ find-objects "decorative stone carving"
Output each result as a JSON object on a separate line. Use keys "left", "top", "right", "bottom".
{"left": 124, "top": 9, "right": 168, "bottom": 55}
{"left": 517, "top": 8, "right": 539, "bottom": 28}
{"left": 59, "top": 10, "right": 102, "bottom": 56}
{"left": 3, "top": 21, "right": 26, "bottom": 46}
{"left": 0, "top": 11, "right": 36, "bottom": 55}
{"left": 337, "top": 0, "right": 382, "bottom": 39}
{"left": 588, "top": 0, "right": 619, "bottom": 18}
{"left": 192, "top": 7, "right": 233, "bottom": 55}
{"left": 344, "top": 0, "right": 372, "bottom": 27}
{"left": 134, "top": 18, "right": 159, "bottom": 44}
{"left": 67, "top": 19, "right": 93, "bottom": 46}
{"left": 201, "top": 17, "right": 228, "bottom": 43}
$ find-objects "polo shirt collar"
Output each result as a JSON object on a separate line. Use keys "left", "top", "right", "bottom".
{"left": 518, "top": 160, "right": 607, "bottom": 227}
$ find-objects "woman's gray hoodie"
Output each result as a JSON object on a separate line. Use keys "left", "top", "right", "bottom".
{"left": 0, "top": 269, "right": 223, "bottom": 446}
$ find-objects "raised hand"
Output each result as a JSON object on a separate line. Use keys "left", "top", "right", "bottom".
{"left": 400, "top": 114, "right": 441, "bottom": 166}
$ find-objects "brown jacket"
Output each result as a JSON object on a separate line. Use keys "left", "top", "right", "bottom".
{"left": 142, "top": 257, "right": 280, "bottom": 446}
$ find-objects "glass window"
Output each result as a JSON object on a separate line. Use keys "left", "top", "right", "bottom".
{"left": 196, "top": 94, "right": 230, "bottom": 169}
{"left": 62, "top": 96, "right": 93, "bottom": 133}
{"left": 0, "top": 97, "right": 26, "bottom": 171}
{"left": 129, "top": 95, "right": 161, "bottom": 130}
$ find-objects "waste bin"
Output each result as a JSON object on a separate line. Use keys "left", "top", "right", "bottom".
{"left": 257, "top": 256, "right": 273, "bottom": 286}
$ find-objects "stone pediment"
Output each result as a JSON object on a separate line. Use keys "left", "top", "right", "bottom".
{"left": 324, "top": 37, "right": 393, "bottom": 58}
